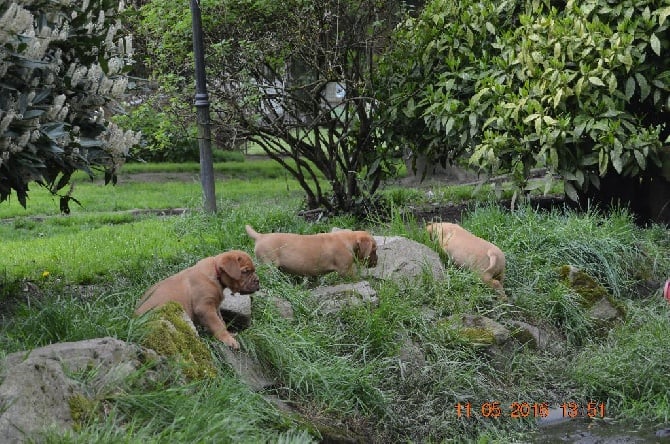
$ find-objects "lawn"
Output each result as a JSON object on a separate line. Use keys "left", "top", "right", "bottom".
{"left": 1, "top": 158, "right": 669, "bottom": 443}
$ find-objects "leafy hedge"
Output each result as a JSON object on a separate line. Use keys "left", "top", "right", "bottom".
{"left": 377, "top": 0, "right": 670, "bottom": 197}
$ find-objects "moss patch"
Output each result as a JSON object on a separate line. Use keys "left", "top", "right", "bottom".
{"left": 68, "top": 393, "right": 98, "bottom": 431}
{"left": 558, "top": 265, "right": 610, "bottom": 306}
{"left": 558, "top": 265, "right": 626, "bottom": 330}
{"left": 437, "top": 314, "right": 510, "bottom": 347}
{"left": 459, "top": 327, "right": 496, "bottom": 345}
{"left": 559, "top": 266, "right": 625, "bottom": 310}
{"left": 140, "top": 301, "right": 218, "bottom": 380}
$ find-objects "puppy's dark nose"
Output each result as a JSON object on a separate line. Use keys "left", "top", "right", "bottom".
{"left": 248, "top": 275, "right": 260, "bottom": 292}
{"left": 367, "top": 252, "right": 378, "bottom": 267}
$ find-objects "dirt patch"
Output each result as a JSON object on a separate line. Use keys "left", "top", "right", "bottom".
{"left": 119, "top": 172, "right": 201, "bottom": 183}
{"left": 1, "top": 207, "right": 188, "bottom": 224}
{"left": 410, "top": 194, "right": 566, "bottom": 224}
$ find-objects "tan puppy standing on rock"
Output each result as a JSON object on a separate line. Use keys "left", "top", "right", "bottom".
{"left": 135, "top": 250, "right": 260, "bottom": 350}
{"left": 426, "top": 222, "right": 507, "bottom": 300}
{"left": 245, "top": 225, "right": 377, "bottom": 277}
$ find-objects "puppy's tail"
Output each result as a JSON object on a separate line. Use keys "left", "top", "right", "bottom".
{"left": 245, "top": 224, "right": 260, "bottom": 240}
{"left": 484, "top": 250, "right": 504, "bottom": 280}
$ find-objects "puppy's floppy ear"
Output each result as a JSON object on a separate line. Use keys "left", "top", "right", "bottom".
{"left": 426, "top": 223, "right": 441, "bottom": 242}
{"left": 355, "top": 234, "right": 374, "bottom": 259}
{"left": 218, "top": 254, "right": 242, "bottom": 281}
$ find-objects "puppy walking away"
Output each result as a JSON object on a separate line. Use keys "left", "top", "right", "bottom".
{"left": 245, "top": 225, "right": 377, "bottom": 277}
{"left": 426, "top": 222, "right": 507, "bottom": 299}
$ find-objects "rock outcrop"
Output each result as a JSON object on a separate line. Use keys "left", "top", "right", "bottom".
{"left": 0, "top": 337, "right": 162, "bottom": 444}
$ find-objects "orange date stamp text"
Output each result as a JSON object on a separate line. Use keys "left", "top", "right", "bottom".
{"left": 455, "top": 401, "right": 605, "bottom": 419}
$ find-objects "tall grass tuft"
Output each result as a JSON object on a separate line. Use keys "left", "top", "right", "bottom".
{"left": 572, "top": 301, "right": 670, "bottom": 422}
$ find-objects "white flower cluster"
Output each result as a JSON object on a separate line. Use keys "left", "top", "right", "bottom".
{"left": 99, "top": 121, "right": 141, "bottom": 168}
{"left": 0, "top": 109, "right": 16, "bottom": 134}
{"left": 0, "top": 112, "right": 29, "bottom": 159}
{"left": 47, "top": 94, "right": 69, "bottom": 121}
{"left": 0, "top": 3, "right": 33, "bottom": 39}
{"left": 66, "top": 61, "right": 129, "bottom": 98}
{"left": 1, "top": 3, "right": 71, "bottom": 61}
{"left": 1, "top": 0, "right": 136, "bottom": 173}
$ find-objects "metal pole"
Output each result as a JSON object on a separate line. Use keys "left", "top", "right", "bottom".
{"left": 190, "top": 0, "right": 217, "bottom": 213}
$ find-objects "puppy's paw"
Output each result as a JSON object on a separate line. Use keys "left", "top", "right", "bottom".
{"left": 222, "top": 337, "right": 240, "bottom": 350}
{"left": 222, "top": 335, "right": 240, "bottom": 350}
{"left": 214, "top": 327, "right": 240, "bottom": 349}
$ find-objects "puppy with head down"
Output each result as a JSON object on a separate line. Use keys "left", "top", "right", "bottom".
{"left": 426, "top": 222, "right": 507, "bottom": 300}
{"left": 245, "top": 225, "right": 377, "bottom": 277}
{"left": 135, "top": 250, "right": 260, "bottom": 349}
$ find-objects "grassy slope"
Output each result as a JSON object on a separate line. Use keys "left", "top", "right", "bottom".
{"left": 1, "top": 159, "right": 669, "bottom": 443}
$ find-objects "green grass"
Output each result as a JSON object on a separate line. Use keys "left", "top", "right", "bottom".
{"left": 0, "top": 159, "right": 304, "bottom": 218}
{"left": 1, "top": 160, "right": 669, "bottom": 442}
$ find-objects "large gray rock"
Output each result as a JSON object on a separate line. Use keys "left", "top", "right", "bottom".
{"left": 559, "top": 264, "right": 625, "bottom": 328}
{"left": 0, "top": 337, "right": 160, "bottom": 444}
{"left": 309, "top": 281, "right": 378, "bottom": 315}
{"left": 447, "top": 314, "right": 511, "bottom": 346}
{"left": 365, "top": 235, "right": 445, "bottom": 282}
{"left": 219, "top": 289, "right": 252, "bottom": 331}
{"left": 506, "top": 320, "right": 563, "bottom": 353}
{"left": 216, "top": 345, "right": 278, "bottom": 392}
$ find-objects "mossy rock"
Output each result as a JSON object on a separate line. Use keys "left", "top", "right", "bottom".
{"left": 439, "top": 314, "right": 510, "bottom": 347}
{"left": 558, "top": 265, "right": 626, "bottom": 327}
{"left": 68, "top": 393, "right": 98, "bottom": 431}
{"left": 460, "top": 327, "right": 497, "bottom": 345}
{"left": 141, "top": 301, "right": 218, "bottom": 380}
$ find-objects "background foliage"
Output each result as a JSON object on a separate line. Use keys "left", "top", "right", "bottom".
{"left": 0, "top": 0, "right": 139, "bottom": 209}
{"left": 377, "top": 0, "right": 670, "bottom": 198}
{"left": 130, "top": 0, "right": 405, "bottom": 214}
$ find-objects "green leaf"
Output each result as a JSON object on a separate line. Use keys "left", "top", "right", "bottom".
{"left": 523, "top": 113, "right": 540, "bottom": 123}
{"left": 634, "top": 150, "right": 646, "bottom": 170}
{"left": 599, "top": 150, "right": 609, "bottom": 176}
{"left": 553, "top": 89, "right": 563, "bottom": 109}
{"left": 445, "top": 117, "right": 455, "bottom": 135}
{"left": 611, "top": 151, "right": 623, "bottom": 174}
{"left": 549, "top": 147, "right": 558, "bottom": 168}
{"left": 485, "top": 22, "right": 495, "bottom": 34}
{"left": 607, "top": 74, "right": 618, "bottom": 94}
{"left": 22, "top": 109, "right": 45, "bottom": 119}
{"left": 575, "top": 77, "right": 584, "bottom": 96}
{"left": 658, "top": 6, "right": 670, "bottom": 25}
{"left": 588, "top": 76, "right": 604, "bottom": 87}
{"left": 590, "top": 173, "right": 600, "bottom": 190}
{"left": 635, "top": 73, "right": 650, "bottom": 100}
{"left": 543, "top": 115, "right": 557, "bottom": 125}
{"left": 403, "top": 97, "right": 415, "bottom": 117}
{"left": 625, "top": 77, "right": 635, "bottom": 100}
{"left": 581, "top": 154, "right": 598, "bottom": 166}
{"left": 650, "top": 34, "right": 661, "bottom": 56}
{"left": 564, "top": 181, "right": 579, "bottom": 202}
{"left": 575, "top": 169, "right": 584, "bottom": 187}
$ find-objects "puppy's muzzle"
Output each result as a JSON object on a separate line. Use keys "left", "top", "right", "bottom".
{"left": 239, "top": 274, "right": 260, "bottom": 294}
{"left": 367, "top": 251, "right": 378, "bottom": 267}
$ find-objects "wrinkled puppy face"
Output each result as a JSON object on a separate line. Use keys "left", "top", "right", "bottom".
{"left": 216, "top": 251, "right": 260, "bottom": 294}
{"left": 355, "top": 233, "right": 378, "bottom": 267}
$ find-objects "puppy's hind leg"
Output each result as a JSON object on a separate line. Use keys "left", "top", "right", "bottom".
{"left": 482, "top": 251, "right": 507, "bottom": 301}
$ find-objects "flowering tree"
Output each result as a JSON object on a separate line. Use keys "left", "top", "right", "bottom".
{"left": 0, "top": 0, "right": 139, "bottom": 210}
